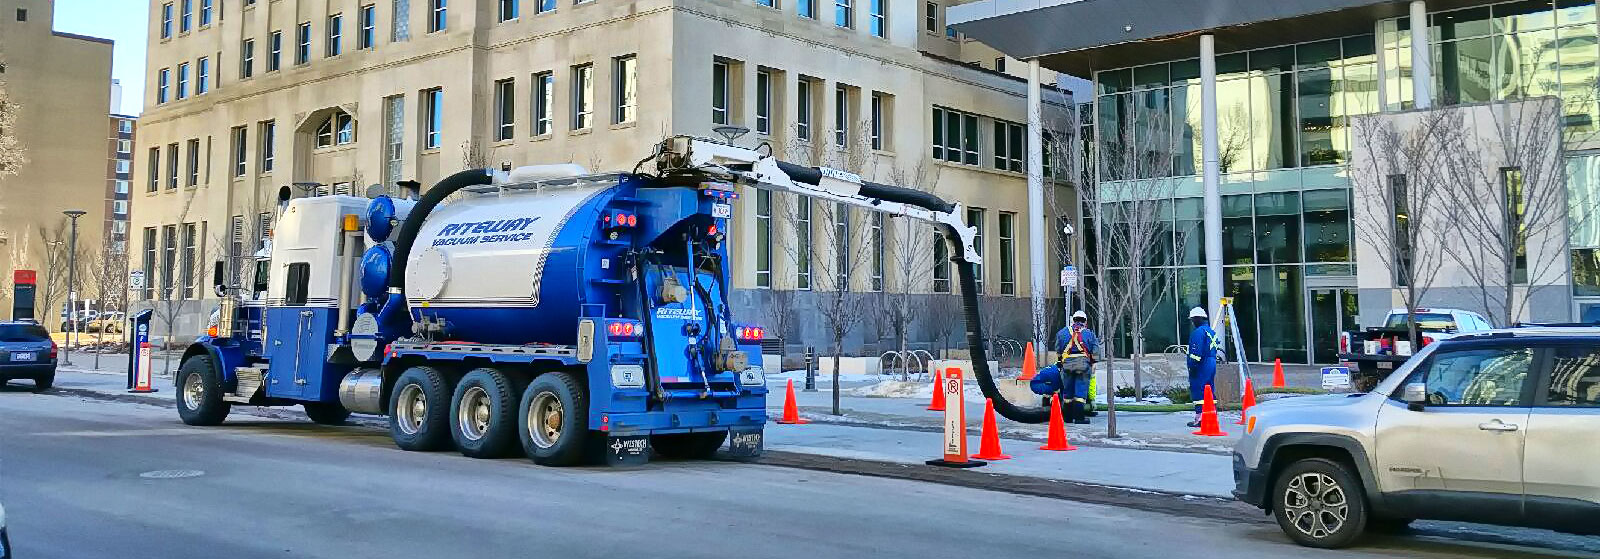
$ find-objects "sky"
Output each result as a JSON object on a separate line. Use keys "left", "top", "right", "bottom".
{"left": 51, "top": 0, "right": 149, "bottom": 116}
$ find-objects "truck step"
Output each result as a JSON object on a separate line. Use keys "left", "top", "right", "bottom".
{"left": 225, "top": 366, "right": 267, "bottom": 403}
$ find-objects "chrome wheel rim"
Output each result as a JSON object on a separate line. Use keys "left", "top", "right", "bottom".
{"left": 527, "top": 392, "right": 564, "bottom": 449}
{"left": 1283, "top": 472, "right": 1350, "bottom": 539}
{"left": 182, "top": 373, "right": 204, "bottom": 410}
{"left": 395, "top": 384, "right": 427, "bottom": 436}
{"left": 457, "top": 386, "right": 492, "bottom": 441}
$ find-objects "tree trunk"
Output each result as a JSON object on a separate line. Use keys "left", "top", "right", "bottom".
{"left": 831, "top": 339, "right": 843, "bottom": 416}
{"left": 1103, "top": 339, "right": 1118, "bottom": 438}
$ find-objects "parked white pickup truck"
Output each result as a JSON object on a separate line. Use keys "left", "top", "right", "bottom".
{"left": 1337, "top": 308, "right": 1495, "bottom": 391}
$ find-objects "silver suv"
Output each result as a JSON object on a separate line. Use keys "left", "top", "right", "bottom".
{"left": 1233, "top": 329, "right": 1600, "bottom": 548}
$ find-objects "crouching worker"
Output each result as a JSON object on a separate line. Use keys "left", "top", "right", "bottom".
{"left": 1029, "top": 311, "right": 1099, "bottom": 424}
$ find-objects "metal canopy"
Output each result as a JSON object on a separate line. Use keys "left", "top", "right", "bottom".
{"left": 948, "top": 0, "right": 1500, "bottom": 76}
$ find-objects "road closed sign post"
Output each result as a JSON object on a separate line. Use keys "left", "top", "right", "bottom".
{"left": 925, "top": 368, "right": 985, "bottom": 468}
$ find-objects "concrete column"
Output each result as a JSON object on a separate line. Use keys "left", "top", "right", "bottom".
{"left": 1201, "top": 34, "right": 1223, "bottom": 320}
{"left": 1410, "top": 0, "right": 1432, "bottom": 109}
{"left": 1026, "top": 59, "right": 1048, "bottom": 358}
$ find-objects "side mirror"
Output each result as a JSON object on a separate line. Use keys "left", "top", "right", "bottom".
{"left": 1403, "top": 382, "right": 1427, "bottom": 411}
{"left": 212, "top": 261, "right": 227, "bottom": 297}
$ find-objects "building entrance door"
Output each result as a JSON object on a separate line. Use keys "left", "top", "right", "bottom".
{"left": 1309, "top": 288, "right": 1359, "bottom": 364}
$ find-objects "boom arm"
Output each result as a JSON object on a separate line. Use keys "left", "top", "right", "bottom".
{"left": 654, "top": 136, "right": 1050, "bottom": 424}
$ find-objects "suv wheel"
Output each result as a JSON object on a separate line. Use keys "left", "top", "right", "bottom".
{"left": 1273, "top": 458, "right": 1367, "bottom": 549}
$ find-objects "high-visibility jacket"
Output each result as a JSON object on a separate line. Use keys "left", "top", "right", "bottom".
{"left": 1187, "top": 321, "right": 1221, "bottom": 373}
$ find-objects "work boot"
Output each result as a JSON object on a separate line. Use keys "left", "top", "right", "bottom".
{"left": 1186, "top": 414, "right": 1202, "bottom": 428}
{"left": 1068, "top": 401, "right": 1090, "bottom": 424}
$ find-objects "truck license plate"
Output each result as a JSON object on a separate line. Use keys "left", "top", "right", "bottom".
{"left": 711, "top": 203, "right": 732, "bottom": 218}
{"left": 10, "top": 352, "right": 34, "bottom": 362}
{"left": 1378, "top": 361, "right": 1394, "bottom": 370}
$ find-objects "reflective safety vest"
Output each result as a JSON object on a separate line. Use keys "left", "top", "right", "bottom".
{"left": 1065, "top": 329, "right": 1089, "bottom": 357}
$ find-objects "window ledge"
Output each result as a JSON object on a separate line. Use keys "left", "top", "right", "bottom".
{"left": 609, "top": 121, "right": 637, "bottom": 131}
{"left": 529, "top": 133, "right": 554, "bottom": 142}
{"left": 871, "top": 148, "right": 896, "bottom": 157}
{"left": 570, "top": 127, "right": 594, "bottom": 136}
{"left": 492, "top": 138, "right": 516, "bottom": 147}
{"left": 420, "top": 148, "right": 441, "bottom": 155}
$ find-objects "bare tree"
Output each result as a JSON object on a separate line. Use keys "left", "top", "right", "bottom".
{"left": 924, "top": 293, "right": 963, "bottom": 358}
{"left": 37, "top": 220, "right": 73, "bottom": 331}
{"left": 809, "top": 200, "right": 878, "bottom": 415}
{"left": 0, "top": 57, "right": 23, "bottom": 178}
{"left": 877, "top": 161, "right": 941, "bottom": 371}
{"left": 87, "top": 238, "right": 130, "bottom": 368}
{"left": 1350, "top": 110, "right": 1456, "bottom": 347}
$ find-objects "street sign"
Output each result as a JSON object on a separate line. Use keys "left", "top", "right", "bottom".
{"left": 1321, "top": 366, "right": 1352, "bottom": 391}
{"left": 925, "top": 368, "right": 984, "bottom": 468}
{"left": 129, "top": 270, "right": 146, "bottom": 290}
{"left": 1059, "top": 266, "right": 1078, "bottom": 289}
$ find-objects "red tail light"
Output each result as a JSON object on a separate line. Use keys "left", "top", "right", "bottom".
{"left": 606, "top": 320, "right": 643, "bottom": 339}
{"left": 1422, "top": 335, "right": 1435, "bottom": 347}
{"left": 49, "top": 341, "right": 58, "bottom": 360}
{"left": 735, "top": 326, "right": 765, "bottom": 341}
{"left": 625, "top": 214, "right": 637, "bottom": 227}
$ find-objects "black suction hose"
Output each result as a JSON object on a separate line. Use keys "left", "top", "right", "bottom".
{"left": 387, "top": 169, "right": 492, "bottom": 288}
{"left": 941, "top": 225, "right": 1051, "bottom": 425}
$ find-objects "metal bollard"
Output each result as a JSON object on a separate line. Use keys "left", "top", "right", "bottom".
{"left": 803, "top": 346, "right": 817, "bottom": 392}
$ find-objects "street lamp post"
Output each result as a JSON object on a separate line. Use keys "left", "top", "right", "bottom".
{"left": 63, "top": 210, "right": 87, "bottom": 367}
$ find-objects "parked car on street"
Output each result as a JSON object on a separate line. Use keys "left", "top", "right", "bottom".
{"left": 86, "top": 311, "right": 125, "bottom": 334}
{"left": 1338, "top": 308, "right": 1495, "bottom": 391}
{"left": 0, "top": 321, "right": 58, "bottom": 391}
{"left": 1235, "top": 327, "right": 1600, "bottom": 548}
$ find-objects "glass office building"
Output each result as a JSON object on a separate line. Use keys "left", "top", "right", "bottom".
{"left": 1087, "top": 0, "right": 1600, "bottom": 363}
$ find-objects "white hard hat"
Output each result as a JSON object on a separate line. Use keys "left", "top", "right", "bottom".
{"left": 1189, "top": 307, "right": 1208, "bottom": 319}
{"left": 1072, "top": 310, "right": 1087, "bottom": 320}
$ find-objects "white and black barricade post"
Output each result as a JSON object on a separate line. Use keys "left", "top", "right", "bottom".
{"left": 803, "top": 346, "right": 817, "bottom": 392}
{"left": 127, "top": 309, "right": 157, "bottom": 393}
{"left": 926, "top": 368, "right": 985, "bottom": 468}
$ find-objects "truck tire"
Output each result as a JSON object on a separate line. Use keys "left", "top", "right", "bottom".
{"left": 1272, "top": 458, "right": 1368, "bottom": 549}
{"left": 450, "top": 368, "right": 519, "bottom": 458}
{"left": 652, "top": 431, "right": 727, "bottom": 460}
{"left": 389, "top": 366, "right": 453, "bottom": 451}
{"left": 518, "top": 371, "right": 589, "bottom": 466}
{"left": 177, "top": 355, "right": 231, "bottom": 426}
{"left": 303, "top": 401, "right": 352, "bottom": 425}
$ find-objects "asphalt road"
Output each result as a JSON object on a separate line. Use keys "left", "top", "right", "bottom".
{"left": 0, "top": 389, "right": 1593, "bottom": 559}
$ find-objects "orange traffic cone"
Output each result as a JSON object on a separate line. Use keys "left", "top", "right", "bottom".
{"left": 1039, "top": 394, "right": 1078, "bottom": 451}
{"left": 776, "top": 379, "right": 809, "bottom": 424}
{"left": 1018, "top": 341, "right": 1038, "bottom": 381}
{"left": 1192, "top": 384, "right": 1228, "bottom": 436}
{"left": 926, "top": 373, "right": 946, "bottom": 411}
{"left": 970, "top": 399, "right": 1012, "bottom": 460}
{"left": 1272, "top": 358, "right": 1286, "bottom": 388}
{"left": 1236, "top": 378, "right": 1257, "bottom": 425}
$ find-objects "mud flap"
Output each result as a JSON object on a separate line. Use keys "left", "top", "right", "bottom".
{"left": 728, "top": 428, "right": 764, "bottom": 458}
{"left": 606, "top": 435, "right": 651, "bottom": 466}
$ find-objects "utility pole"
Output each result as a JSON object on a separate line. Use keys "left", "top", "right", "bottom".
{"left": 63, "top": 209, "right": 87, "bottom": 367}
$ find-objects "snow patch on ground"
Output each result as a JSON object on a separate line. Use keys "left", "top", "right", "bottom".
{"left": 843, "top": 380, "right": 989, "bottom": 403}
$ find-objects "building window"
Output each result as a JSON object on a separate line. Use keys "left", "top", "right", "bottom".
{"left": 499, "top": 0, "right": 518, "bottom": 21}
{"left": 994, "top": 57, "right": 1006, "bottom": 73}
{"left": 755, "top": 69, "right": 772, "bottom": 135}
{"left": 119, "top": 120, "right": 134, "bottom": 134}
{"left": 160, "top": 225, "right": 177, "bottom": 299}
{"left": 296, "top": 22, "right": 311, "bottom": 65}
{"left": 998, "top": 212, "right": 1015, "bottom": 295}
{"left": 1389, "top": 174, "right": 1411, "bottom": 286}
{"left": 869, "top": 92, "right": 887, "bottom": 150}
{"left": 796, "top": 197, "right": 812, "bottom": 290}
{"left": 833, "top": 202, "right": 850, "bottom": 288}
{"left": 327, "top": 14, "right": 343, "bottom": 56}
{"left": 259, "top": 120, "right": 276, "bottom": 173}
{"left": 967, "top": 207, "right": 984, "bottom": 291}
{"left": 533, "top": 72, "right": 554, "bottom": 135}
{"left": 392, "top": 0, "right": 411, "bottom": 41}
{"left": 147, "top": 148, "right": 160, "bottom": 192}
{"left": 196, "top": 57, "right": 210, "bottom": 95}
{"left": 13, "top": 7, "right": 23, "bottom": 21}
{"left": 186, "top": 139, "right": 200, "bottom": 186}
{"left": 924, "top": 1, "right": 935, "bottom": 32}
{"left": 117, "top": 139, "right": 132, "bottom": 154}
{"left": 177, "top": 62, "right": 189, "bottom": 99}
{"left": 166, "top": 143, "right": 178, "bottom": 189}
{"left": 835, "top": 0, "right": 851, "bottom": 28}
{"left": 756, "top": 189, "right": 772, "bottom": 287}
{"left": 537, "top": 0, "right": 556, "bottom": 15}
{"left": 181, "top": 223, "right": 198, "bottom": 299}
{"left": 870, "top": 212, "right": 884, "bottom": 291}
{"left": 597, "top": 56, "right": 631, "bottom": 125}
{"left": 799, "top": 0, "right": 813, "bottom": 19}
{"left": 240, "top": 39, "right": 255, "bottom": 78}
{"left": 757, "top": 0, "right": 774, "bottom": 7}
{"left": 359, "top": 5, "right": 377, "bottom": 49}
{"left": 495, "top": 78, "right": 516, "bottom": 140}
{"left": 268, "top": 31, "right": 282, "bottom": 71}
{"left": 711, "top": 60, "right": 730, "bottom": 125}
{"left": 424, "top": 88, "right": 443, "bottom": 148}
{"left": 116, "top": 159, "right": 132, "bottom": 174}
{"left": 932, "top": 231, "right": 949, "bottom": 292}
{"left": 797, "top": 78, "right": 813, "bottom": 141}
{"left": 180, "top": 0, "right": 192, "bottom": 33}
{"left": 383, "top": 96, "right": 405, "bottom": 186}
{"left": 115, "top": 180, "right": 130, "bottom": 194}
{"left": 316, "top": 110, "right": 356, "bottom": 147}
{"left": 834, "top": 85, "right": 849, "bottom": 147}
{"left": 157, "top": 68, "right": 170, "bottom": 103}
{"left": 142, "top": 227, "right": 157, "bottom": 299}
{"left": 931, "top": 106, "right": 978, "bottom": 165}
{"left": 571, "top": 64, "right": 593, "bottom": 129}
{"left": 199, "top": 0, "right": 212, "bottom": 26}
{"left": 1503, "top": 167, "right": 1528, "bottom": 283}
{"left": 993, "top": 119, "right": 1023, "bottom": 172}
{"left": 868, "top": 0, "right": 885, "bottom": 37}
{"left": 161, "top": 3, "right": 173, "bottom": 39}
{"left": 231, "top": 126, "right": 247, "bottom": 177}
{"left": 429, "top": 0, "right": 446, "bottom": 32}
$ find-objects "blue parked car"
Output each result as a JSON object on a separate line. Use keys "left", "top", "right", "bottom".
{"left": 0, "top": 321, "right": 56, "bottom": 392}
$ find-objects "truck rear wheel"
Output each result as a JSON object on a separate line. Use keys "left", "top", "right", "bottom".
{"left": 451, "top": 368, "right": 519, "bottom": 458}
{"left": 177, "top": 355, "right": 230, "bottom": 426}
{"left": 389, "top": 366, "right": 452, "bottom": 451}
{"left": 652, "top": 431, "right": 727, "bottom": 460}
{"left": 518, "top": 372, "right": 589, "bottom": 466}
{"left": 303, "top": 401, "right": 351, "bottom": 425}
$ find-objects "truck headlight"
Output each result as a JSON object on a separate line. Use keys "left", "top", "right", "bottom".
{"left": 610, "top": 364, "right": 645, "bottom": 388}
{"left": 739, "top": 366, "right": 765, "bottom": 387}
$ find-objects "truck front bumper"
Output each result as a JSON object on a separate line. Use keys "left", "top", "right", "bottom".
{"left": 601, "top": 408, "right": 767, "bottom": 435}
{"left": 1232, "top": 453, "right": 1270, "bottom": 509}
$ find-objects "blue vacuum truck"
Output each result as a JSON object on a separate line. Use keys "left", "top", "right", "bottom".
{"left": 176, "top": 136, "right": 1049, "bottom": 466}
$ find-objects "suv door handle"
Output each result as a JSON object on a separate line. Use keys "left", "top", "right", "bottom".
{"left": 1478, "top": 420, "right": 1520, "bottom": 432}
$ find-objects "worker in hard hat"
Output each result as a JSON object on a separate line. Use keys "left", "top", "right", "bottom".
{"left": 1056, "top": 310, "right": 1099, "bottom": 424}
{"left": 1185, "top": 306, "right": 1222, "bottom": 428}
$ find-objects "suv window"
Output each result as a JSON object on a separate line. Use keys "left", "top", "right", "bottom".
{"left": 1397, "top": 346, "right": 1533, "bottom": 406}
{"left": 1544, "top": 346, "right": 1600, "bottom": 407}
{"left": 1385, "top": 312, "right": 1457, "bottom": 331}
{"left": 0, "top": 324, "right": 49, "bottom": 342}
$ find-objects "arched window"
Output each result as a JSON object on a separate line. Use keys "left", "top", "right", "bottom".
{"left": 316, "top": 110, "right": 356, "bottom": 147}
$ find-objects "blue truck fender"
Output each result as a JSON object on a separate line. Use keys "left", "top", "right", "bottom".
{"left": 182, "top": 340, "right": 246, "bottom": 388}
